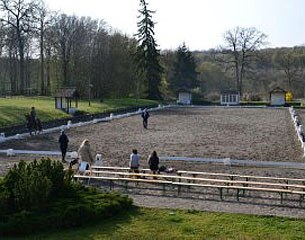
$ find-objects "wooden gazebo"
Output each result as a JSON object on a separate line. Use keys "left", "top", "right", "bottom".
{"left": 54, "top": 88, "right": 80, "bottom": 113}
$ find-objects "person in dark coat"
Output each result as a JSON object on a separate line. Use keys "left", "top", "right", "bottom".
{"left": 59, "top": 130, "right": 69, "bottom": 163}
{"left": 148, "top": 150, "right": 159, "bottom": 177}
{"left": 141, "top": 108, "right": 150, "bottom": 129}
{"left": 30, "top": 106, "right": 37, "bottom": 122}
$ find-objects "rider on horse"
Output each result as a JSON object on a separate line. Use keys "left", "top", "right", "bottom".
{"left": 26, "top": 107, "right": 42, "bottom": 135}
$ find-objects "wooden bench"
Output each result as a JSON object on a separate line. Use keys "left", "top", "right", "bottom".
{"left": 91, "top": 166, "right": 152, "bottom": 173}
{"left": 74, "top": 170, "right": 305, "bottom": 206}
{"left": 87, "top": 170, "right": 305, "bottom": 192}
{"left": 74, "top": 174, "right": 172, "bottom": 193}
{"left": 89, "top": 170, "right": 305, "bottom": 191}
{"left": 172, "top": 181, "right": 299, "bottom": 203}
{"left": 91, "top": 166, "right": 130, "bottom": 171}
{"left": 74, "top": 175, "right": 119, "bottom": 189}
{"left": 177, "top": 170, "right": 305, "bottom": 185}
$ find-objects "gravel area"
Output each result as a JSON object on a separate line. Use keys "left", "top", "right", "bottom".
{"left": 1, "top": 107, "right": 305, "bottom": 218}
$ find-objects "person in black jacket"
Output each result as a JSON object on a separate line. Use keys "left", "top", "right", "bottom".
{"left": 141, "top": 108, "right": 150, "bottom": 129}
{"left": 59, "top": 130, "right": 69, "bottom": 163}
{"left": 148, "top": 151, "right": 159, "bottom": 177}
{"left": 30, "top": 106, "right": 36, "bottom": 122}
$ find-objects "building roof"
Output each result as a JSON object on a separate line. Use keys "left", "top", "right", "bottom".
{"left": 270, "top": 87, "right": 287, "bottom": 94}
{"left": 55, "top": 88, "right": 80, "bottom": 98}
{"left": 177, "top": 87, "right": 191, "bottom": 93}
{"left": 220, "top": 90, "right": 239, "bottom": 95}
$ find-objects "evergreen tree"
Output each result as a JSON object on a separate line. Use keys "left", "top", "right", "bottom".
{"left": 134, "top": 0, "right": 163, "bottom": 99}
{"left": 169, "top": 43, "right": 198, "bottom": 93}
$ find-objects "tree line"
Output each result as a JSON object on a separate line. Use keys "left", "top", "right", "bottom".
{"left": 0, "top": 0, "right": 304, "bottom": 101}
{"left": 195, "top": 44, "right": 305, "bottom": 101}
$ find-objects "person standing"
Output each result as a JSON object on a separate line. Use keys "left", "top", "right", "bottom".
{"left": 129, "top": 149, "right": 140, "bottom": 173}
{"left": 59, "top": 130, "right": 69, "bottom": 163}
{"left": 30, "top": 106, "right": 37, "bottom": 122}
{"left": 78, "top": 139, "right": 94, "bottom": 173}
{"left": 141, "top": 108, "right": 150, "bottom": 129}
{"left": 148, "top": 151, "right": 159, "bottom": 176}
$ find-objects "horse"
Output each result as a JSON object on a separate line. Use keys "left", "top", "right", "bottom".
{"left": 25, "top": 113, "right": 42, "bottom": 135}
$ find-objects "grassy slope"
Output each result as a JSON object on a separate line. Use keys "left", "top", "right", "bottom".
{"left": 13, "top": 208, "right": 305, "bottom": 240}
{"left": 0, "top": 97, "right": 158, "bottom": 128}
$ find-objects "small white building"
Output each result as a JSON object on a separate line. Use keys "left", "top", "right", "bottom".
{"left": 220, "top": 90, "right": 240, "bottom": 105}
{"left": 177, "top": 91, "right": 192, "bottom": 105}
{"left": 270, "top": 87, "right": 286, "bottom": 106}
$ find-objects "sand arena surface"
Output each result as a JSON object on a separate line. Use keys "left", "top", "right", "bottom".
{"left": 0, "top": 107, "right": 303, "bottom": 165}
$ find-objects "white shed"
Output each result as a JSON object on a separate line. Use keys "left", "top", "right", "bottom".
{"left": 177, "top": 91, "right": 192, "bottom": 105}
{"left": 220, "top": 90, "right": 240, "bottom": 105}
{"left": 270, "top": 87, "right": 286, "bottom": 106}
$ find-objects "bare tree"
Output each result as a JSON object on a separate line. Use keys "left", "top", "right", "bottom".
{"left": 0, "top": 0, "right": 40, "bottom": 93}
{"left": 273, "top": 47, "right": 304, "bottom": 90}
{"left": 90, "top": 21, "right": 110, "bottom": 98}
{"left": 35, "top": 0, "right": 49, "bottom": 95}
{"left": 53, "top": 14, "right": 77, "bottom": 86}
{"left": 42, "top": 12, "right": 60, "bottom": 95}
{"left": 218, "top": 27, "right": 267, "bottom": 97}
{"left": 0, "top": 21, "right": 5, "bottom": 56}
{"left": 0, "top": 21, "right": 7, "bottom": 95}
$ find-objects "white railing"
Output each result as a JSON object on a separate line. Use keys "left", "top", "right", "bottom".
{"left": 289, "top": 107, "right": 305, "bottom": 157}
{"left": 0, "top": 104, "right": 171, "bottom": 143}
{"left": 1, "top": 148, "right": 305, "bottom": 170}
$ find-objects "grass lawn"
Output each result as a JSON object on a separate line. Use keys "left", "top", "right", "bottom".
{"left": 11, "top": 208, "right": 305, "bottom": 240}
{"left": 0, "top": 97, "right": 158, "bottom": 128}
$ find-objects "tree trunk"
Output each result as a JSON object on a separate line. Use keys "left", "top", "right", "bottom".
{"left": 46, "top": 48, "right": 51, "bottom": 95}
{"left": 18, "top": 32, "right": 25, "bottom": 94}
{"left": 40, "top": 20, "right": 45, "bottom": 95}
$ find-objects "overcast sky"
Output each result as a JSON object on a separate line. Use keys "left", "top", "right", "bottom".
{"left": 44, "top": 0, "right": 305, "bottom": 51}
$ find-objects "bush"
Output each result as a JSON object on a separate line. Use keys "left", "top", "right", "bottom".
{"left": 205, "top": 92, "right": 220, "bottom": 102}
{"left": 0, "top": 160, "right": 133, "bottom": 237}
{"left": 288, "top": 102, "right": 301, "bottom": 107}
{"left": 192, "top": 99, "right": 215, "bottom": 105}
{"left": 242, "top": 93, "right": 262, "bottom": 101}
{"left": 1, "top": 159, "right": 72, "bottom": 213}
{"left": 286, "top": 91, "right": 293, "bottom": 102}
{"left": 240, "top": 101, "right": 268, "bottom": 106}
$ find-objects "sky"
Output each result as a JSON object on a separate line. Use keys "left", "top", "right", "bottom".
{"left": 44, "top": 0, "right": 305, "bottom": 51}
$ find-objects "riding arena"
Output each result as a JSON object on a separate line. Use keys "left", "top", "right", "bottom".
{"left": 1, "top": 105, "right": 305, "bottom": 218}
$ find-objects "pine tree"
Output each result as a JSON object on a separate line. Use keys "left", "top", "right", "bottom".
{"left": 170, "top": 43, "right": 198, "bottom": 93}
{"left": 134, "top": 0, "right": 163, "bottom": 100}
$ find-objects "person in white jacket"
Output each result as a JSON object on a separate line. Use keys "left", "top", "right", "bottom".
{"left": 78, "top": 139, "right": 94, "bottom": 174}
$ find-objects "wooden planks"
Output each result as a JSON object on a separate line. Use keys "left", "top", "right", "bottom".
{"left": 74, "top": 167, "right": 305, "bottom": 206}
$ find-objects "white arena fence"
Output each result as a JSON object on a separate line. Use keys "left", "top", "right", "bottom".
{"left": 0, "top": 104, "right": 171, "bottom": 143}
{"left": 289, "top": 107, "right": 305, "bottom": 157}
{"left": 0, "top": 148, "right": 305, "bottom": 170}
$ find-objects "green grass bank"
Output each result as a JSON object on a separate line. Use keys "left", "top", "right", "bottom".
{"left": 0, "top": 97, "right": 158, "bottom": 128}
